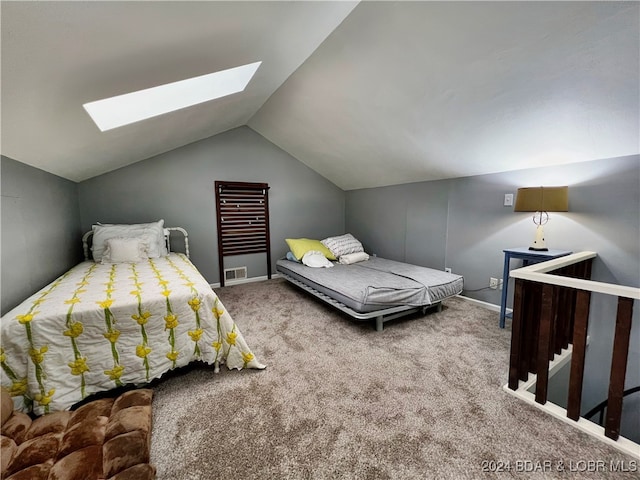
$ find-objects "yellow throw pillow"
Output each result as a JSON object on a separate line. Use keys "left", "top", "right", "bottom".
{"left": 285, "top": 238, "right": 336, "bottom": 261}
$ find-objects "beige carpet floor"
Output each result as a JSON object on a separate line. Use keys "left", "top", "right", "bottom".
{"left": 150, "top": 278, "right": 638, "bottom": 479}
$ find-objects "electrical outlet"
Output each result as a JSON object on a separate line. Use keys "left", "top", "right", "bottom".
{"left": 489, "top": 277, "right": 499, "bottom": 289}
{"left": 445, "top": 267, "right": 452, "bottom": 273}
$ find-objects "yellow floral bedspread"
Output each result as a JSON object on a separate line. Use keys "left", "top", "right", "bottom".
{"left": 0, "top": 253, "right": 264, "bottom": 415}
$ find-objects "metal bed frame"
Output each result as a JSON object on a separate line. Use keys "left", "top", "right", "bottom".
{"left": 279, "top": 270, "right": 442, "bottom": 332}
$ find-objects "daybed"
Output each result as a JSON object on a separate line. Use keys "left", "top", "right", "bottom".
{"left": 0, "top": 221, "right": 264, "bottom": 415}
{"left": 277, "top": 234, "right": 464, "bottom": 331}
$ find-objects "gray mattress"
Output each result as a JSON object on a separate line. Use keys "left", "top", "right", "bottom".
{"left": 276, "top": 257, "right": 464, "bottom": 313}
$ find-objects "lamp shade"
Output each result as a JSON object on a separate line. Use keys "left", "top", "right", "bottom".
{"left": 514, "top": 186, "right": 568, "bottom": 212}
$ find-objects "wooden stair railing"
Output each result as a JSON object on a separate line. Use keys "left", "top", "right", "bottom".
{"left": 508, "top": 252, "right": 639, "bottom": 443}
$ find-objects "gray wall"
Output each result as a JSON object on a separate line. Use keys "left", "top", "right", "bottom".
{"left": 445, "top": 156, "right": 640, "bottom": 304}
{"left": 77, "top": 126, "right": 345, "bottom": 284}
{"left": 1, "top": 156, "right": 82, "bottom": 315}
{"left": 346, "top": 180, "right": 451, "bottom": 269}
{"left": 346, "top": 154, "right": 640, "bottom": 433}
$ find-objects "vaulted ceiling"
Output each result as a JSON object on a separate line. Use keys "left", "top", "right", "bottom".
{"left": 2, "top": 1, "right": 638, "bottom": 190}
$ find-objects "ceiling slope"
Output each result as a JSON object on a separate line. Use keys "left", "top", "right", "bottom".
{"left": 0, "top": 1, "right": 358, "bottom": 182}
{"left": 1, "top": 2, "right": 638, "bottom": 189}
{"left": 249, "top": 1, "right": 640, "bottom": 190}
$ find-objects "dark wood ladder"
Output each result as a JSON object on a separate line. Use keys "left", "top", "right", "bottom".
{"left": 215, "top": 181, "right": 271, "bottom": 287}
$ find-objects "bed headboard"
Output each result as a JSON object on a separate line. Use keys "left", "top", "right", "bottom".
{"left": 82, "top": 227, "right": 190, "bottom": 261}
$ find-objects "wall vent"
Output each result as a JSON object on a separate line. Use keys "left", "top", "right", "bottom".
{"left": 224, "top": 266, "right": 247, "bottom": 283}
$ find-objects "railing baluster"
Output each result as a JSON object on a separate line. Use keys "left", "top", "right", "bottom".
{"left": 562, "top": 288, "right": 576, "bottom": 350}
{"left": 509, "top": 280, "right": 549, "bottom": 387}
{"left": 555, "top": 287, "right": 566, "bottom": 354}
{"left": 508, "top": 279, "right": 526, "bottom": 390}
{"left": 567, "top": 289, "right": 591, "bottom": 421}
{"left": 535, "top": 284, "right": 555, "bottom": 404}
{"left": 605, "top": 296, "right": 634, "bottom": 440}
{"left": 548, "top": 285, "right": 559, "bottom": 361}
{"left": 521, "top": 281, "right": 538, "bottom": 379}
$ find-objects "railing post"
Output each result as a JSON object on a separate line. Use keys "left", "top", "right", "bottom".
{"left": 567, "top": 289, "right": 591, "bottom": 420}
{"left": 605, "top": 296, "right": 634, "bottom": 440}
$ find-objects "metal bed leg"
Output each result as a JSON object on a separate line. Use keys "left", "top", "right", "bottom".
{"left": 375, "top": 315, "right": 384, "bottom": 332}
{"left": 436, "top": 302, "right": 443, "bottom": 313}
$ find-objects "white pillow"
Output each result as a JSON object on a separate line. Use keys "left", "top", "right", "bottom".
{"left": 92, "top": 220, "right": 166, "bottom": 262}
{"left": 101, "top": 237, "right": 149, "bottom": 264}
{"left": 321, "top": 233, "right": 364, "bottom": 258}
{"left": 338, "top": 252, "right": 370, "bottom": 265}
{"left": 302, "top": 250, "right": 334, "bottom": 268}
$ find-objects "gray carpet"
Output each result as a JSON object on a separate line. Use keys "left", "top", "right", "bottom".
{"left": 150, "top": 278, "right": 638, "bottom": 479}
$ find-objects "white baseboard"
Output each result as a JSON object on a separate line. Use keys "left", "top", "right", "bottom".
{"left": 210, "top": 273, "right": 280, "bottom": 289}
{"left": 455, "top": 294, "right": 511, "bottom": 315}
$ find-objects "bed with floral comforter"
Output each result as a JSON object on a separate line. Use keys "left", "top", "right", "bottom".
{"left": 0, "top": 253, "right": 264, "bottom": 415}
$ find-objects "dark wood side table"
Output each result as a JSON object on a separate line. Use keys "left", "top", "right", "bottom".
{"left": 499, "top": 247, "right": 572, "bottom": 328}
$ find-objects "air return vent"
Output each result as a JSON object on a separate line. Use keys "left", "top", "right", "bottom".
{"left": 224, "top": 266, "right": 247, "bottom": 283}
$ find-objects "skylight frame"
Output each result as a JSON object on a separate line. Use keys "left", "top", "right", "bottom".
{"left": 83, "top": 61, "right": 262, "bottom": 131}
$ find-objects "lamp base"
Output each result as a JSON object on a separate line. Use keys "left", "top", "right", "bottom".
{"left": 529, "top": 225, "right": 548, "bottom": 251}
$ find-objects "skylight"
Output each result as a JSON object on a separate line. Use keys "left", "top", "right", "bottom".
{"left": 83, "top": 61, "right": 262, "bottom": 131}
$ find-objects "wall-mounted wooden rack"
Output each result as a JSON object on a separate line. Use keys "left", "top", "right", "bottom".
{"left": 215, "top": 181, "right": 271, "bottom": 287}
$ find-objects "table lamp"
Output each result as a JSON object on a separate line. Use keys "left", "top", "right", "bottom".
{"left": 514, "top": 186, "right": 568, "bottom": 251}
